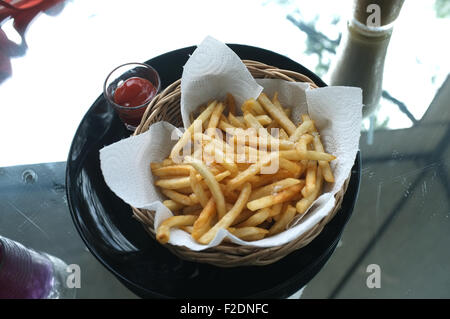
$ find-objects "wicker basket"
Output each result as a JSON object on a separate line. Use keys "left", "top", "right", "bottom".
{"left": 131, "top": 60, "right": 349, "bottom": 267}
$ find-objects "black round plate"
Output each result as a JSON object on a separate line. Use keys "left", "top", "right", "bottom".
{"left": 66, "top": 44, "right": 361, "bottom": 299}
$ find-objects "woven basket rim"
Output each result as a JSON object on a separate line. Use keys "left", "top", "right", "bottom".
{"left": 131, "top": 59, "right": 349, "bottom": 267}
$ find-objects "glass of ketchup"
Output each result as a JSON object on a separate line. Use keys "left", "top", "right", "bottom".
{"left": 104, "top": 62, "right": 160, "bottom": 131}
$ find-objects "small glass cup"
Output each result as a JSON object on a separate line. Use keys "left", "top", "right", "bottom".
{"left": 104, "top": 62, "right": 160, "bottom": 131}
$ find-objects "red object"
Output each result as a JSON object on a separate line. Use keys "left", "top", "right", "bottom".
{"left": 114, "top": 77, "right": 156, "bottom": 108}
{"left": 0, "top": 0, "right": 65, "bottom": 84}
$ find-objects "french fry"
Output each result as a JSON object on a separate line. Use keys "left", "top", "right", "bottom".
{"left": 296, "top": 167, "right": 323, "bottom": 214}
{"left": 198, "top": 183, "right": 252, "bottom": 244}
{"left": 231, "top": 209, "right": 255, "bottom": 226}
{"left": 234, "top": 115, "right": 246, "bottom": 123}
{"left": 226, "top": 93, "right": 236, "bottom": 115}
{"left": 225, "top": 202, "right": 234, "bottom": 210}
{"left": 241, "top": 98, "right": 266, "bottom": 115}
{"left": 206, "top": 102, "right": 225, "bottom": 136}
{"left": 247, "top": 183, "right": 303, "bottom": 211}
{"left": 247, "top": 175, "right": 260, "bottom": 183}
{"left": 152, "top": 164, "right": 192, "bottom": 177}
{"left": 277, "top": 150, "right": 300, "bottom": 161}
{"left": 250, "top": 169, "right": 293, "bottom": 188}
{"left": 302, "top": 160, "right": 317, "bottom": 197}
{"left": 220, "top": 184, "right": 239, "bottom": 203}
{"left": 272, "top": 91, "right": 279, "bottom": 104}
{"left": 288, "top": 120, "right": 314, "bottom": 142}
{"left": 278, "top": 128, "right": 289, "bottom": 139}
{"left": 156, "top": 215, "right": 198, "bottom": 244}
{"left": 218, "top": 120, "right": 238, "bottom": 133}
{"left": 228, "top": 112, "right": 246, "bottom": 129}
{"left": 231, "top": 134, "right": 289, "bottom": 157}
{"left": 150, "top": 162, "right": 163, "bottom": 170}
{"left": 256, "top": 115, "right": 272, "bottom": 126}
{"left": 291, "top": 192, "right": 303, "bottom": 202}
{"left": 202, "top": 118, "right": 210, "bottom": 131}
{"left": 185, "top": 156, "right": 226, "bottom": 219}
{"left": 243, "top": 113, "right": 295, "bottom": 150}
{"left": 301, "top": 114, "right": 312, "bottom": 123}
{"left": 228, "top": 226, "right": 268, "bottom": 241}
{"left": 176, "top": 186, "right": 194, "bottom": 194}
{"left": 226, "top": 152, "right": 279, "bottom": 191}
{"left": 189, "top": 191, "right": 200, "bottom": 204}
{"left": 266, "top": 119, "right": 280, "bottom": 132}
{"left": 279, "top": 157, "right": 302, "bottom": 175}
{"left": 180, "top": 225, "right": 194, "bottom": 234}
{"left": 279, "top": 149, "right": 335, "bottom": 162}
{"left": 204, "top": 142, "right": 238, "bottom": 175}
{"left": 298, "top": 134, "right": 314, "bottom": 147}
{"left": 170, "top": 101, "right": 216, "bottom": 160}
{"left": 270, "top": 203, "right": 283, "bottom": 221}
{"left": 236, "top": 162, "right": 251, "bottom": 171}
{"left": 182, "top": 204, "right": 203, "bottom": 215}
{"left": 296, "top": 134, "right": 312, "bottom": 169}
{"left": 249, "top": 178, "right": 304, "bottom": 201}
{"left": 236, "top": 207, "right": 271, "bottom": 227}
{"left": 258, "top": 93, "right": 296, "bottom": 135}
{"left": 237, "top": 115, "right": 272, "bottom": 126}
{"left": 197, "top": 133, "right": 235, "bottom": 156}
{"left": 155, "top": 170, "right": 230, "bottom": 190}
{"left": 155, "top": 176, "right": 192, "bottom": 189}
{"left": 192, "top": 198, "right": 216, "bottom": 240}
{"left": 220, "top": 114, "right": 229, "bottom": 123}
{"left": 268, "top": 205, "right": 297, "bottom": 235}
{"left": 209, "top": 170, "right": 231, "bottom": 182}
{"left": 189, "top": 169, "right": 209, "bottom": 207}
{"left": 273, "top": 93, "right": 292, "bottom": 118}
{"left": 185, "top": 171, "right": 230, "bottom": 192}
{"left": 191, "top": 141, "right": 204, "bottom": 162}
{"left": 209, "top": 163, "right": 226, "bottom": 173}
{"left": 313, "top": 134, "right": 335, "bottom": 183}
{"left": 161, "top": 158, "right": 174, "bottom": 166}
{"left": 163, "top": 200, "right": 184, "bottom": 212}
{"left": 161, "top": 189, "right": 194, "bottom": 206}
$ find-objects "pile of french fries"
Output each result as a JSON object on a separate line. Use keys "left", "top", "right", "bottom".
{"left": 151, "top": 92, "right": 336, "bottom": 245}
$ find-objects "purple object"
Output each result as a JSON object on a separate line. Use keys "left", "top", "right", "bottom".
{"left": 0, "top": 237, "right": 71, "bottom": 299}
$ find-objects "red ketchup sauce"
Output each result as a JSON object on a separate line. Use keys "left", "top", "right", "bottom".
{"left": 114, "top": 77, "right": 156, "bottom": 107}
{"left": 113, "top": 77, "right": 157, "bottom": 127}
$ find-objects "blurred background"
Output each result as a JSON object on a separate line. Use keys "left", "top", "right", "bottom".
{"left": 0, "top": 0, "right": 449, "bottom": 298}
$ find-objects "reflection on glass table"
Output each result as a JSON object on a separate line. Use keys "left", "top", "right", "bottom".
{"left": 0, "top": 0, "right": 449, "bottom": 298}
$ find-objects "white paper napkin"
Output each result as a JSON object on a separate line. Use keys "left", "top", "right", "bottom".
{"left": 100, "top": 36, "right": 362, "bottom": 251}
{"left": 181, "top": 36, "right": 263, "bottom": 128}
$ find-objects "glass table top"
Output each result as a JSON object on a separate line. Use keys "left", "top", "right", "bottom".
{"left": 0, "top": 0, "right": 449, "bottom": 298}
